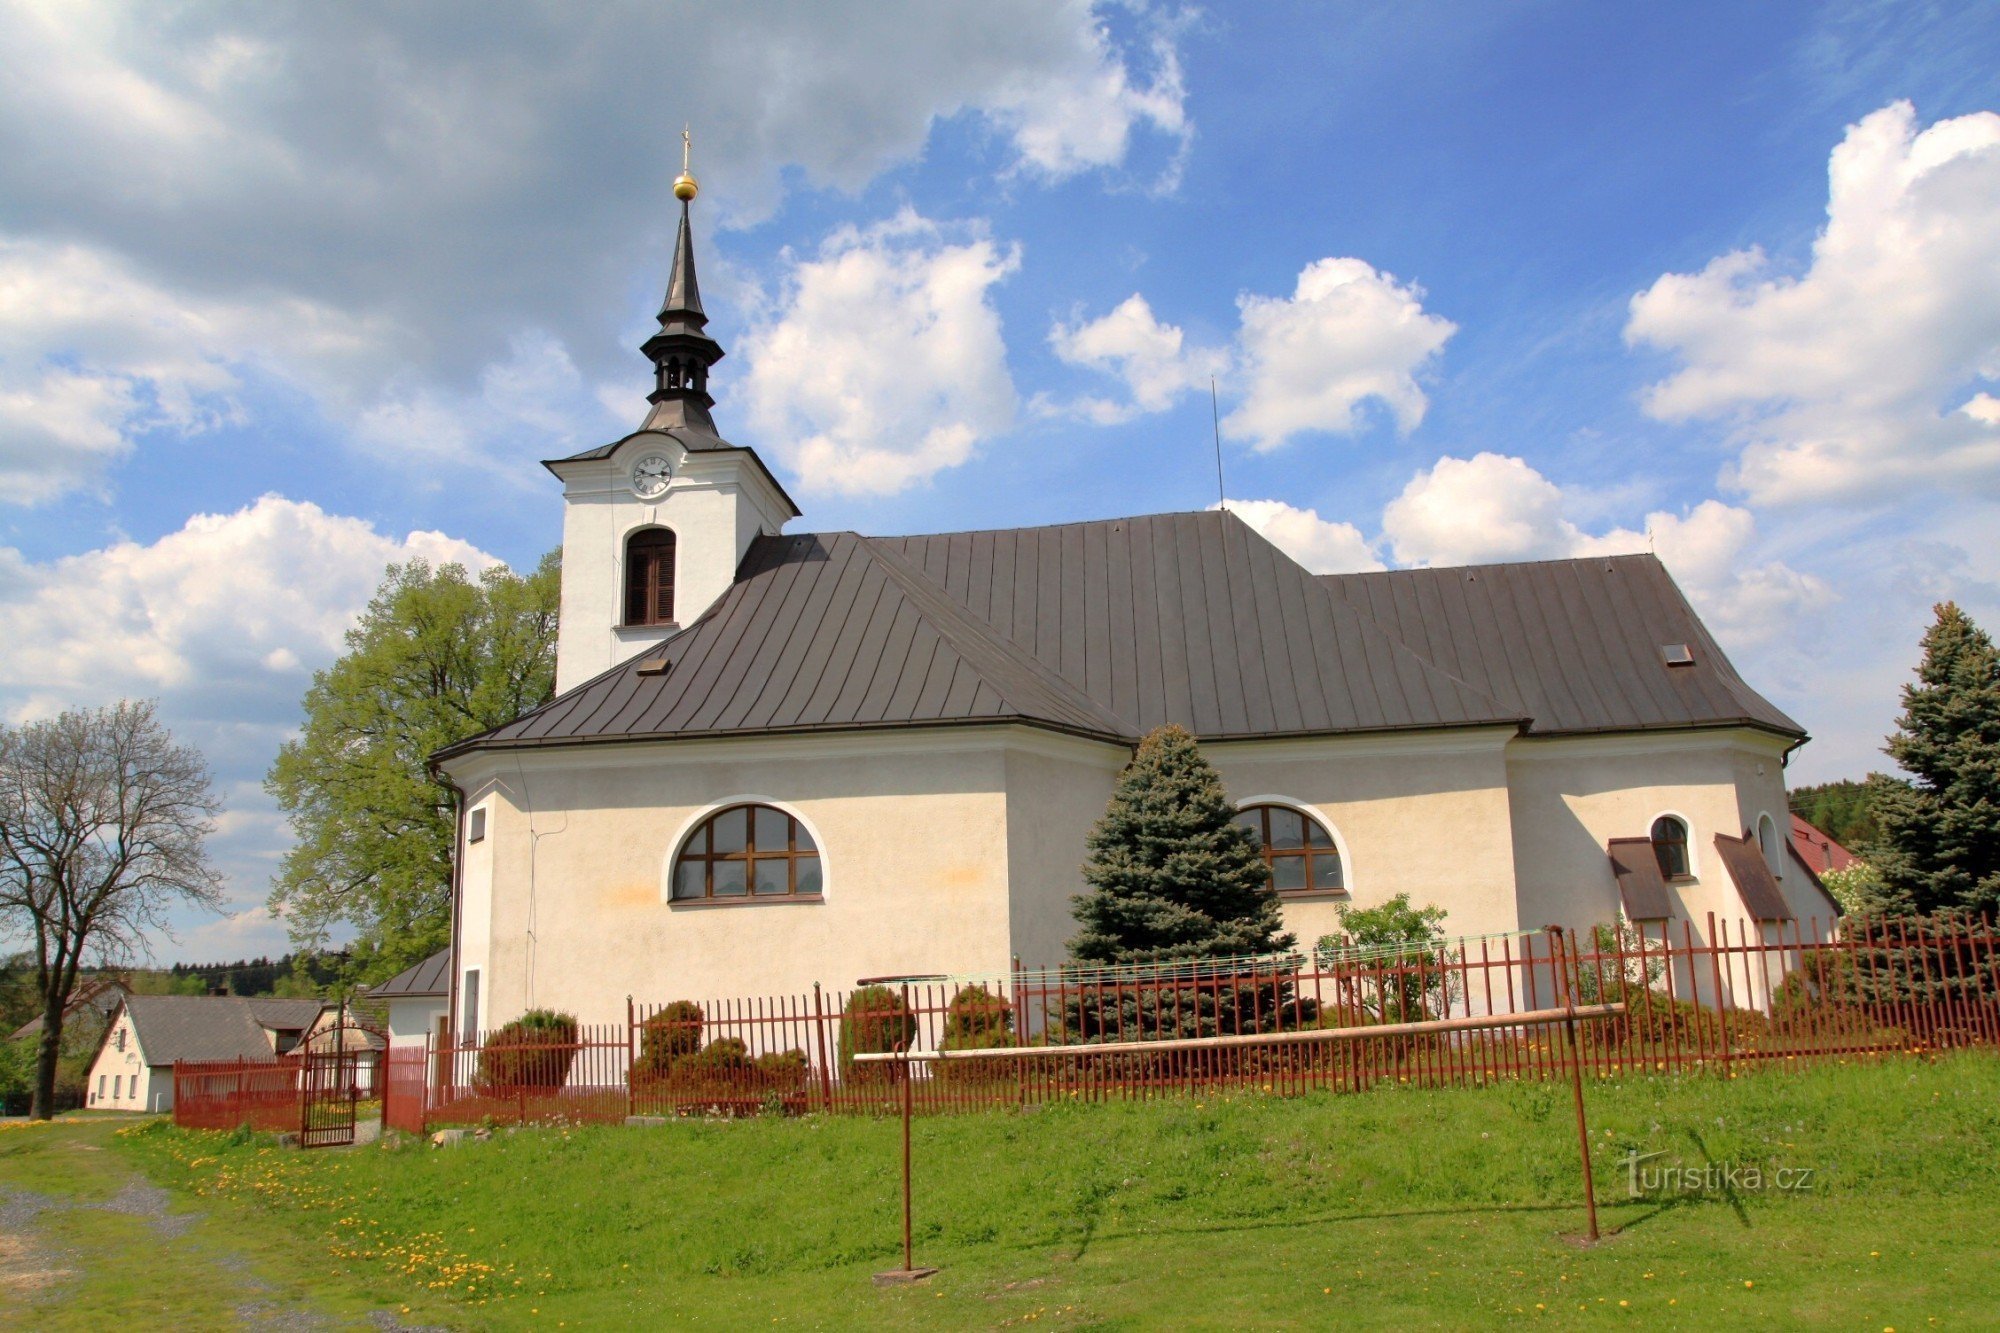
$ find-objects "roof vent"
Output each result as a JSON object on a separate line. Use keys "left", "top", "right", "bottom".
{"left": 636, "top": 655, "right": 672, "bottom": 676}
{"left": 1661, "top": 643, "right": 1694, "bottom": 667}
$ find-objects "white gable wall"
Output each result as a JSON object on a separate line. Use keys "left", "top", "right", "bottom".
{"left": 85, "top": 1008, "right": 167, "bottom": 1113}
{"left": 552, "top": 436, "right": 793, "bottom": 693}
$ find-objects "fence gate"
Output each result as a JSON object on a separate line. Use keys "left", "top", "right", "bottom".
{"left": 299, "top": 1050, "right": 359, "bottom": 1148}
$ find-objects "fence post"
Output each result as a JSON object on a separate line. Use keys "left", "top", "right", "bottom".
{"left": 1706, "top": 913, "right": 1733, "bottom": 1078}
{"left": 812, "top": 984, "right": 835, "bottom": 1112}
{"left": 1547, "top": 926, "right": 1600, "bottom": 1244}
{"left": 626, "top": 996, "right": 637, "bottom": 1119}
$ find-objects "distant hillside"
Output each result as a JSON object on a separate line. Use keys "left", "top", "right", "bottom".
{"left": 127, "top": 952, "right": 346, "bottom": 998}
{"left": 1790, "top": 780, "right": 1879, "bottom": 851}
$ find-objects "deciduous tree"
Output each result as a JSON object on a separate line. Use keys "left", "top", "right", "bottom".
{"left": 0, "top": 701, "right": 222, "bottom": 1118}
{"left": 266, "top": 553, "right": 558, "bottom": 983}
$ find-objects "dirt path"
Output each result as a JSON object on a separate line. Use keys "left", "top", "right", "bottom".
{"left": 0, "top": 1120, "right": 446, "bottom": 1330}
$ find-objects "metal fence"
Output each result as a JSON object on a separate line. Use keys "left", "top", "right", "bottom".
{"left": 401, "top": 911, "right": 2000, "bottom": 1129}
{"left": 172, "top": 1058, "right": 302, "bottom": 1131}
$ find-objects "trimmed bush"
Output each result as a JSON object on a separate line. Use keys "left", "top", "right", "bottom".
{"left": 938, "top": 984, "right": 1016, "bottom": 1086}
{"left": 475, "top": 1009, "right": 580, "bottom": 1091}
{"left": 838, "top": 985, "right": 915, "bottom": 1084}
{"left": 634, "top": 1001, "right": 704, "bottom": 1082}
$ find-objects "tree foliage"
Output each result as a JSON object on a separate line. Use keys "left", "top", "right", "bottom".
{"left": 1868, "top": 602, "right": 2000, "bottom": 915}
{"left": 0, "top": 700, "right": 222, "bottom": 1118}
{"left": 266, "top": 553, "right": 558, "bottom": 984}
{"left": 1788, "top": 779, "right": 1881, "bottom": 850}
{"left": 1070, "top": 725, "right": 1293, "bottom": 964}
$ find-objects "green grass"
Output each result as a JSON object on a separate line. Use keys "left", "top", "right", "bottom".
{"left": 12, "top": 1053, "right": 2000, "bottom": 1327}
{"left": 0, "top": 1116, "right": 463, "bottom": 1329}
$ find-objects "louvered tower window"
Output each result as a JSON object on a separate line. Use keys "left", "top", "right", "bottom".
{"left": 624, "top": 528, "right": 677, "bottom": 626}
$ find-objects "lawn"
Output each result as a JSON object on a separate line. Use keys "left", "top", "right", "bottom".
{"left": 6, "top": 1053, "right": 2000, "bottom": 1328}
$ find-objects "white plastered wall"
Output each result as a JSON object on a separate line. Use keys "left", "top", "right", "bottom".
{"left": 551, "top": 434, "right": 793, "bottom": 693}
{"left": 444, "top": 728, "right": 1023, "bottom": 1028}
{"left": 386, "top": 996, "right": 448, "bottom": 1049}
{"left": 1205, "top": 727, "right": 1525, "bottom": 950}
{"left": 457, "top": 790, "right": 497, "bottom": 1038}
{"left": 86, "top": 1008, "right": 163, "bottom": 1112}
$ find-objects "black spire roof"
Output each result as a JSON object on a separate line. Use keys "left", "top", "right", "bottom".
{"left": 639, "top": 199, "right": 724, "bottom": 436}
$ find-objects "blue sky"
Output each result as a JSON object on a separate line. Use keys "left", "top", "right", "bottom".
{"left": 2, "top": 1, "right": 1997, "bottom": 963}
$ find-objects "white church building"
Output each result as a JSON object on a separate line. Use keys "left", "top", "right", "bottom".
{"left": 435, "top": 179, "right": 1836, "bottom": 1038}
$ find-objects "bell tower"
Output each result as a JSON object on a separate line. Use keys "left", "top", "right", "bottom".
{"left": 544, "top": 133, "right": 800, "bottom": 693}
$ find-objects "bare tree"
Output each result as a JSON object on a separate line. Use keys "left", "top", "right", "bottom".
{"left": 0, "top": 701, "right": 222, "bottom": 1118}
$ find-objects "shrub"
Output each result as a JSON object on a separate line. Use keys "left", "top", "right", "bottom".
{"left": 633, "top": 1001, "right": 704, "bottom": 1082}
{"left": 838, "top": 985, "right": 915, "bottom": 1084}
{"left": 475, "top": 1009, "right": 580, "bottom": 1091}
{"left": 1316, "top": 894, "right": 1457, "bottom": 1024}
{"left": 938, "top": 985, "right": 1017, "bottom": 1086}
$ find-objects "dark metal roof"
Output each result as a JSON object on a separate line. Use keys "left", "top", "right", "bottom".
{"left": 367, "top": 948, "right": 451, "bottom": 1000}
{"left": 1607, "top": 837, "right": 1675, "bottom": 921}
{"left": 1713, "top": 831, "right": 1793, "bottom": 921}
{"left": 115, "top": 996, "right": 298, "bottom": 1067}
{"left": 443, "top": 530, "right": 1139, "bottom": 755}
{"left": 658, "top": 200, "right": 704, "bottom": 320}
{"left": 1320, "top": 555, "right": 1803, "bottom": 738}
{"left": 879, "top": 512, "right": 1517, "bottom": 739}
{"left": 442, "top": 516, "right": 1806, "bottom": 761}
{"left": 443, "top": 513, "right": 1524, "bottom": 758}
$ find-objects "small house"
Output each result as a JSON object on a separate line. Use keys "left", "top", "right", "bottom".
{"left": 85, "top": 996, "right": 323, "bottom": 1113}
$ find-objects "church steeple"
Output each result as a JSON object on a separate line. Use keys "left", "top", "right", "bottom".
{"left": 640, "top": 129, "right": 724, "bottom": 435}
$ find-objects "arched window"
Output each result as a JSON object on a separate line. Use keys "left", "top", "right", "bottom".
{"left": 1757, "top": 812, "right": 1783, "bottom": 877}
{"left": 673, "top": 804, "right": 822, "bottom": 901}
{"left": 1651, "top": 815, "right": 1691, "bottom": 880}
{"left": 624, "top": 527, "right": 676, "bottom": 627}
{"left": 1234, "top": 803, "right": 1344, "bottom": 894}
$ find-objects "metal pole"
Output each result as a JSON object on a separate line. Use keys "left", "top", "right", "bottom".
{"left": 1549, "top": 927, "right": 1600, "bottom": 1244}
{"left": 901, "top": 1038, "right": 914, "bottom": 1273}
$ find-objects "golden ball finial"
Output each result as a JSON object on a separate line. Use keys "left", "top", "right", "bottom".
{"left": 673, "top": 171, "right": 699, "bottom": 201}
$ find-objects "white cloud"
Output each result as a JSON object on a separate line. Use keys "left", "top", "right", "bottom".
{"left": 1050, "top": 259, "right": 1456, "bottom": 443}
{"left": 1048, "top": 293, "right": 1227, "bottom": 423}
{"left": 1627, "top": 101, "right": 2000, "bottom": 504}
{"left": 982, "top": 3, "right": 1191, "bottom": 188}
{"left": 1382, "top": 453, "right": 1826, "bottom": 648}
{"left": 1380, "top": 452, "right": 1577, "bottom": 566}
{"left": 739, "top": 211, "right": 1021, "bottom": 495}
{"left": 1215, "top": 498, "right": 1383, "bottom": 573}
{"left": 1223, "top": 258, "right": 1457, "bottom": 452}
{"left": 0, "top": 494, "right": 491, "bottom": 710}
{"left": 0, "top": 2, "right": 1191, "bottom": 500}
{"left": 0, "top": 495, "right": 498, "bottom": 957}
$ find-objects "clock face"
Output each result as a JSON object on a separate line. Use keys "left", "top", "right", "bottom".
{"left": 631, "top": 453, "right": 673, "bottom": 499}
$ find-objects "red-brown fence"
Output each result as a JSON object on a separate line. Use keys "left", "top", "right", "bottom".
{"left": 407, "top": 911, "right": 2000, "bottom": 1129}
{"left": 172, "top": 1058, "right": 301, "bottom": 1131}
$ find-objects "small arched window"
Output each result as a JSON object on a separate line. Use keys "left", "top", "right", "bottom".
{"left": 1234, "top": 803, "right": 1344, "bottom": 894}
{"left": 1651, "top": 815, "right": 1691, "bottom": 881}
{"left": 1757, "top": 812, "right": 1783, "bottom": 877}
{"left": 624, "top": 527, "right": 676, "bottom": 627}
{"left": 673, "top": 804, "right": 822, "bottom": 901}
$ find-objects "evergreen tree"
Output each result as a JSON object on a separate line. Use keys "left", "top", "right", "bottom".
{"left": 1070, "top": 725, "right": 1293, "bottom": 964}
{"left": 1869, "top": 602, "right": 2000, "bottom": 915}
{"left": 1787, "top": 779, "right": 1881, "bottom": 850}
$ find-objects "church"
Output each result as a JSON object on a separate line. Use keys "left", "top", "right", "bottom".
{"left": 435, "top": 169, "right": 1837, "bottom": 1039}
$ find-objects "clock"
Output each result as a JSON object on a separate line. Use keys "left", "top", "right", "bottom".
{"left": 631, "top": 453, "right": 673, "bottom": 499}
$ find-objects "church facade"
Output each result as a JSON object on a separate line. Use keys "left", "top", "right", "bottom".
{"left": 436, "top": 186, "right": 1836, "bottom": 1038}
